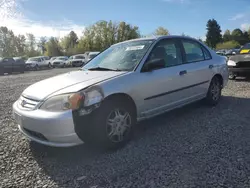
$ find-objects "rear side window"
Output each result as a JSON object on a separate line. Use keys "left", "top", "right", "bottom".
{"left": 202, "top": 46, "right": 212, "bottom": 60}
{"left": 182, "top": 40, "right": 205, "bottom": 63}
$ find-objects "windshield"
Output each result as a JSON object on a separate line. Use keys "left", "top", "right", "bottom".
{"left": 241, "top": 43, "right": 250, "bottom": 50}
{"left": 74, "top": 55, "right": 84, "bottom": 59}
{"left": 27, "top": 58, "right": 39, "bottom": 62}
{"left": 83, "top": 40, "right": 154, "bottom": 71}
{"left": 56, "top": 57, "right": 67, "bottom": 60}
{"left": 89, "top": 54, "right": 98, "bottom": 59}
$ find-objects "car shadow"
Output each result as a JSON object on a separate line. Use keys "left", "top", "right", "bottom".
{"left": 234, "top": 76, "right": 250, "bottom": 82}
{"left": 29, "top": 95, "right": 250, "bottom": 187}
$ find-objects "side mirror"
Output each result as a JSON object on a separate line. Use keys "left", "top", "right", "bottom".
{"left": 142, "top": 58, "right": 165, "bottom": 72}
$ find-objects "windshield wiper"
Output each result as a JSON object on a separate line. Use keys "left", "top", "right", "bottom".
{"left": 87, "top": 66, "right": 123, "bottom": 71}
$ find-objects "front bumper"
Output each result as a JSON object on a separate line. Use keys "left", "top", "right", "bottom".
{"left": 53, "top": 63, "right": 64, "bottom": 67}
{"left": 12, "top": 101, "right": 83, "bottom": 147}
{"left": 228, "top": 66, "right": 250, "bottom": 73}
{"left": 72, "top": 61, "right": 83, "bottom": 67}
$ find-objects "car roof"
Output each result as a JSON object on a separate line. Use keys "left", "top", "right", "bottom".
{"left": 89, "top": 52, "right": 100, "bottom": 55}
{"left": 113, "top": 35, "right": 200, "bottom": 46}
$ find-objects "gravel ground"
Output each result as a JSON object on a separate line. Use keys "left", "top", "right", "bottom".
{"left": 1, "top": 68, "right": 250, "bottom": 188}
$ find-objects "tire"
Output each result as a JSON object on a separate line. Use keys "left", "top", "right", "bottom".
{"left": 34, "top": 64, "right": 39, "bottom": 71}
{"left": 63, "top": 63, "right": 66, "bottom": 68}
{"left": 229, "top": 73, "right": 236, "bottom": 80}
{"left": 48, "top": 63, "right": 52, "bottom": 69}
{"left": 205, "top": 76, "right": 222, "bottom": 106}
{"left": 86, "top": 98, "right": 136, "bottom": 150}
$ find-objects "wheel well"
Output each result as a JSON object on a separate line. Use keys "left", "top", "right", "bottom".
{"left": 104, "top": 93, "right": 137, "bottom": 116}
{"left": 213, "top": 74, "right": 223, "bottom": 87}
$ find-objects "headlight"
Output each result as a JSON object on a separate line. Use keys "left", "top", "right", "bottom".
{"left": 227, "top": 60, "right": 236, "bottom": 66}
{"left": 39, "top": 88, "right": 103, "bottom": 112}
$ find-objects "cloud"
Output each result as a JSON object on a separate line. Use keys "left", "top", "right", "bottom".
{"left": 241, "top": 23, "right": 250, "bottom": 31}
{"left": 229, "top": 13, "right": 245, "bottom": 21}
{"left": 0, "top": 0, "right": 85, "bottom": 39}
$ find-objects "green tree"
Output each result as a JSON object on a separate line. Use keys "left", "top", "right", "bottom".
{"left": 216, "top": 40, "right": 241, "bottom": 50}
{"left": 45, "top": 37, "right": 62, "bottom": 56}
{"left": 205, "top": 19, "right": 222, "bottom": 48}
{"left": 37, "top": 37, "right": 47, "bottom": 55}
{"left": 77, "top": 20, "right": 140, "bottom": 52}
{"left": 231, "top": 29, "right": 245, "bottom": 45}
{"left": 223, "top": 29, "right": 231, "bottom": 42}
{"left": 14, "top": 34, "right": 26, "bottom": 56}
{"left": 25, "top": 33, "right": 40, "bottom": 57}
{"left": 154, "top": 27, "right": 170, "bottom": 36}
{"left": 0, "top": 26, "right": 16, "bottom": 57}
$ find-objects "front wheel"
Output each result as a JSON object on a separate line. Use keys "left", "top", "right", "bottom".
{"left": 34, "top": 64, "right": 39, "bottom": 71}
{"left": 86, "top": 99, "right": 136, "bottom": 150}
{"left": 229, "top": 73, "right": 236, "bottom": 80}
{"left": 48, "top": 63, "right": 52, "bottom": 69}
{"left": 205, "top": 76, "right": 222, "bottom": 106}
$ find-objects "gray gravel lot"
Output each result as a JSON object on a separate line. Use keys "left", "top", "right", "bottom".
{"left": 1, "top": 68, "right": 250, "bottom": 188}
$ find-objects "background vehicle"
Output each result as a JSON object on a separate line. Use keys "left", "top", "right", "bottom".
{"left": 40, "top": 56, "right": 53, "bottom": 68}
{"left": 25, "top": 56, "right": 49, "bottom": 70}
{"left": 68, "top": 54, "right": 86, "bottom": 67}
{"left": 0, "top": 57, "right": 25, "bottom": 75}
{"left": 52, "top": 56, "right": 69, "bottom": 68}
{"left": 86, "top": 51, "right": 100, "bottom": 62}
{"left": 13, "top": 36, "right": 228, "bottom": 150}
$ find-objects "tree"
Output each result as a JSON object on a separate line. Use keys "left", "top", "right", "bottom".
{"left": 45, "top": 37, "right": 62, "bottom": 56}
{"left": 154, "top": 27, "right": 170, "bottom": 36}
{"left": 0, "top": 26, "right": 16, "bottom": 57}
{"left": 78, "top": 20, "right": 140, "bottom": 52}
{"left": 205, "top": 19, "right": 222, "bottom": 48}
{"left": 223, "top": 29, "right": 231, "bottom": 42}
{"left": 25, "top": 33, "right": 41, "bottom": 57}
{"left": 216, "top": 40, "right": 241, "bottom": 50}
{"left": 14, "top": 34, "right": 26, "bottom": 56}
{"left": 37, "top": 37, "right": 47, "bottom": 55}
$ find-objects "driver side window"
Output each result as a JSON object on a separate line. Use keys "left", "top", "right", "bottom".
{"left": 146, "top": 39, "right": 183, "bottom": 69}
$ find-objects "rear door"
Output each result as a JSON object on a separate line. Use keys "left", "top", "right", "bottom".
{"left": 179, "top": 38, "right": 214, "bottom": 98}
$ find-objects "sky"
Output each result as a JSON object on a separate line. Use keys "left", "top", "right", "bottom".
{"left": 0, "top": 0, "right": 250, "bottom": 40}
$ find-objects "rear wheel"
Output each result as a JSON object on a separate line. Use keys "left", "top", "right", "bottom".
{"left": 85, "top": 98, "right": 136, "bottom": 150}
{"left": 205, "top": 76, "right": 222, "bottom": 106}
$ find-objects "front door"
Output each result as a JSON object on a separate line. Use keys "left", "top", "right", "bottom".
{"left": 136, "top": 38, "right": 195, "bottom": 118}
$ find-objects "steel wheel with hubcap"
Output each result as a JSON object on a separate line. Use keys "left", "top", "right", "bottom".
{"left": 106, "top": 108, "right": 132, "bottom": 143}
{"left": 82, "top": 98, "right": 136, "bottom": 150}
{"left": 206, "top": 76, "right": 222, "bottom": 106}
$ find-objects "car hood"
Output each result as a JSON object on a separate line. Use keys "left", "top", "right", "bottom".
{"left": 52, "top": 60, "right": 65, "bottom": 63}
{"left": 22, "top": 70, "right": 127, "bottom": 101}
{"left": 230, "top": 54, "right": 250, "bottom": 62}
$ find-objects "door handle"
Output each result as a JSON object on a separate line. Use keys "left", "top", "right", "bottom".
{"left": 179, "top": 70, "right": 187, "bottom": 75}
{"left": 209, "top": 64, "right": 214, "bottom": 69}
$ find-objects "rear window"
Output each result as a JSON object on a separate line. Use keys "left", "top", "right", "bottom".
{"left": 241, "top": 43, "right": 250, "bottom": 50}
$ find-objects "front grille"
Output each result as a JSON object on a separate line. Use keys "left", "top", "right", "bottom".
{"left": 18, "top": 96, "right": 40, "bottom": 110}
{"left": 23, "top": 128, "right": 48, "bottom": 141}
{"left": 53, "top": 62, "right": 60, "bottom": 65}
{"left": 237, "top": 61, "right": 250, "bottom": 68}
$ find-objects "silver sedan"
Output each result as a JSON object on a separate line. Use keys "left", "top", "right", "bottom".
{"left": 13, "top": 35, "right": 228, "bottom": 150}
